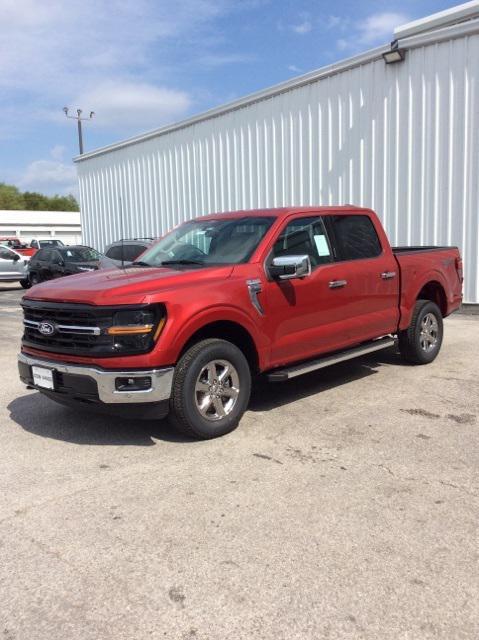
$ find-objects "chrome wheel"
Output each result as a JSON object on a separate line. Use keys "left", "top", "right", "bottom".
{"left": 194, "top": 359, "right": 240, "bottom": 421}
{"left": 420, "top": 312, "right": 439, "bottom": 352}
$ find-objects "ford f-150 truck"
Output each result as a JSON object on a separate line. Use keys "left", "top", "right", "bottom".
{"left": 18, "top": 206, "right": 463, "bottom": 439}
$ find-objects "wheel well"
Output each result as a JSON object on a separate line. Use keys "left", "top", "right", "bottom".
{"left": 418, "top": 281, "right": 447, "bottom": 316}
{"left": 180, "top": 321, "right": 260, "bottom": 373}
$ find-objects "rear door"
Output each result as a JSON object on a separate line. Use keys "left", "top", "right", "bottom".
{"left": 324, "top": 213, "right": 399, "bottom": 343}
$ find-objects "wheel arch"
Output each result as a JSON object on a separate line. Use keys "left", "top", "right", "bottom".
{"left": 178, "top": 320, "right": 260, "bottom": 374}
{"left": 399, "top": 272, "right": 449, "bottom": 330}
{"left": 417, "top": 280, "right": 447, "bottom": 316}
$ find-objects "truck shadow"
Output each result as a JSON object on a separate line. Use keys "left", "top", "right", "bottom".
{"left": 7, "top": 393, "right": 189, "bottom": 446}
{"left": 250, "top": 347, "right": 404, "bottom": 411}
{"left": 8, "top": 348, "right": 404, "bottom": 446}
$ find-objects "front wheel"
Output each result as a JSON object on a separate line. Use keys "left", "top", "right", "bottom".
{"left": 398, "top": 299, "right": 443, "bottom": 364}
{"left": 19, "top": 278, "right": 30, "bottom": 289}
{"left": 169, "top": 338, "right": 251, "bottom": 439}
{"left": 29, "top": 272, "right": 40, "bottom": 286}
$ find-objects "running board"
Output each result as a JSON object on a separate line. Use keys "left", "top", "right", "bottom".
{"left": 266, "top": 337, "right": 396, "bottom": 382}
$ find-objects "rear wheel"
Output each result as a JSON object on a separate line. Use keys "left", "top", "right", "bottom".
{"left": 169, "top": 338, "right": 251, "bottom": 439}
{"left": 398, "top": 299, "right": 443, "bottom": 364}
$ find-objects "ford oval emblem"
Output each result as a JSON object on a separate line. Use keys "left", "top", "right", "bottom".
{"left": 38, "top": 321, "right": 56, "bottom": 336}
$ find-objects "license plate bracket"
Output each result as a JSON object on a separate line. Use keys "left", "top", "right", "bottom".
{"left": 31, "top": 365, "right": 55, "bottom": 390}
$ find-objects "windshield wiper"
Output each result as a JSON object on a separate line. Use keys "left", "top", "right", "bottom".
{"left": 131, "top": 260, "right": 153, "bottom": 267}
{"left": 160, "top": 259, "right": 205, "bottom": 266}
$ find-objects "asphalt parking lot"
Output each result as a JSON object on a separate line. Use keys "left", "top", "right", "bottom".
{"left": 1, "top": 282, "right": 478, "bottom": 640}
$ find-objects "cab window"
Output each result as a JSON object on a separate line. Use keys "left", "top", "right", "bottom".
{"left": 272, "top": 216, "right": 332, "bottom": 268}
{"left": 328, "top": 215, "right": 382, "bottom": 261}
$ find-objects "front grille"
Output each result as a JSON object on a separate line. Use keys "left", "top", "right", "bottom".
{"left": 21, "top": 299, "right": 157, "bottom": 357}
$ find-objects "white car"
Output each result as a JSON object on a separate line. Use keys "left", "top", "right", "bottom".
{"left": 0, "top": 245, "right": 30, "bottom": 288}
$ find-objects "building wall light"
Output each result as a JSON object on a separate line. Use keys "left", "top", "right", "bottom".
{"left": 383, "top": 40, "right": 406, "bottom": 64}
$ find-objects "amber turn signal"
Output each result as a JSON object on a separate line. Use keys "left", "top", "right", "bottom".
{"left": 153, "top": 317, "right": 166, "bottom": 341}
{"left": 107, "top": 324, "right": 154, "bottom": 335}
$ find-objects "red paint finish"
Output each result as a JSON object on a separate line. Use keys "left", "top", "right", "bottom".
{"left": 21, "top": 206, "right": 462, "bottom": 377}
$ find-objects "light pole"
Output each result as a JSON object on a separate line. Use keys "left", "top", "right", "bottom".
{"left": 63, "top": 107, "right": 94, "bottom": 154}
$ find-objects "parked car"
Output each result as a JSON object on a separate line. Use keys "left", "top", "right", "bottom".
{"left": 29, "top": 238, "right": 65, "bottom": 251}
{"left": 18, "top": 206, "right": 463, "bottom": 439}
{"left": 0, "top": 245, "right": 30, "bottom": 288}
{"left": 0, "top": 236, "right": 36, "bottom": 257}
{"left": 27, "top": 245, "right": 116, "bottom": 285}
{"left": 104, "top": 238, "right": 153, "bottom": 266}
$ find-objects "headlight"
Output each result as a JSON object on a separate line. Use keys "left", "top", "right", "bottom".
{"left": 106, "top": 305, "right": 166, "bottom": 354}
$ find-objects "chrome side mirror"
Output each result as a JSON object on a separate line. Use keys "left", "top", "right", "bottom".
{"left": 269, "top": 255, "right": 311, "bottom": 280}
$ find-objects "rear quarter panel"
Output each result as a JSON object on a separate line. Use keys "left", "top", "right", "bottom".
{"left": 396, "top": 249, "right": 462, "bottom": 329}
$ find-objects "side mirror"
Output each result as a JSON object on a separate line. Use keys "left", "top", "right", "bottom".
{"left": 12, "top": 254, "right": 20, "bottom": 262}
{"left": 269, "top": 255, "right": 311, "bottom": 280}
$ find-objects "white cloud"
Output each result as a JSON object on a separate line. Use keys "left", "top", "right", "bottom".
{"left": 287, "top": 64, "right": 302, "bottom": 73}
{"left": 0, "top": 0, "right": 252, "bottom": 133}
{"left": 332, "top": 11, "right": 410, "bottom": 52}
{"left": 357, "top": 12, "right": 409, "bottom": 45}
{"left": 292, "top": 20, "right": 312, "bottom": 34}
{"left": 18, "top": 157, "right": 78, "bottom": 196}
{"left": 73, "top": 81, "right": 191, "bottom": 130}
{"left": 1, "top": 0, "right": 260, "bottom": 194}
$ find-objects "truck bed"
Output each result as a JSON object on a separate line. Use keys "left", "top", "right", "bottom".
{"left": 392, "top": 245, "right": 457, "bottom": 254}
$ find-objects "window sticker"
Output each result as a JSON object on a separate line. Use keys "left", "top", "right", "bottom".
{"left": 314, "top": 234, "right": 330, "bottom": 256}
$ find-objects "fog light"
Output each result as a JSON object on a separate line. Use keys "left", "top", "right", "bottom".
{"left": 115, "top": 376, "right": 152, "bottom": 392}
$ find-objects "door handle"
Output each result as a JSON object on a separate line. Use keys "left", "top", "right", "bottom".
{"left": 380, "top": 271, "right": 396, "bottom": 280}
{"left": 329, "top": 279, "right": 347, "bottom": 289}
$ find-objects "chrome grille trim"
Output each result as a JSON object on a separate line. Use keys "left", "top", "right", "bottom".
{"left": 23, "top": 319, "right": 101, "bottom": 336}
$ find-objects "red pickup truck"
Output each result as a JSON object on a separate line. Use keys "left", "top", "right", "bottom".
{"left": 18, "top": 206, "right": 463, "bottom": 439}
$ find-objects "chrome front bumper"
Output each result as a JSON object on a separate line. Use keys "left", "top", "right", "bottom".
{"left": 18, "top": 352, "right": 174, "bottom": 404}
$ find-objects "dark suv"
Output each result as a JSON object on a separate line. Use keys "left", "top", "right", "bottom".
{"left": 104, "top": 239, "right": 153, "bottom": 266}
{"left": 28, "top": 246, "right": 116, "bottom": 285}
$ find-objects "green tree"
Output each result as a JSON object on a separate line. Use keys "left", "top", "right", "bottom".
{"left": 23, "top": 191, "right": 50, "bottom": 210}
{"left": 0, "top": 182, "right": 79, "bottom": 211}
{"left": 0, "top": 183, "right": 25, "bottom": 209}
{"left": 47, "top": 194, "right": 79, "bottom": 211}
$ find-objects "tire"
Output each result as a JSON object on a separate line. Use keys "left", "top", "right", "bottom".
{"left": 169, "top": 338, "right": 252, "bottom": 439}
{"left": 19, "top": 278, "right": 30, "bottom": 289}
{"left": 29, "top": 272, "right": 40, "bottom": 286}
{"left": 398, "top": 299, "right": 443, "bottom": 364}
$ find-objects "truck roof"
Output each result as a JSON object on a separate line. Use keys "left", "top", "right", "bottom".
{"left": 198, "top": 205, "right": 370, "bottom": 221}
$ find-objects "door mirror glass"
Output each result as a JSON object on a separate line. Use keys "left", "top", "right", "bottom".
{"left": 269, "top": 255, "right": 311, "bottom": 280}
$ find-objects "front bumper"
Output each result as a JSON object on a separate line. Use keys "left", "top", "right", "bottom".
{"left": 18, "top": 352, "right": 174, "bottom": 404}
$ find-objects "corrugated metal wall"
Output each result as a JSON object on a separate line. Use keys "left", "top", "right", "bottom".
{"left": 77, "top": 28, "right": 479, "bottom": 302}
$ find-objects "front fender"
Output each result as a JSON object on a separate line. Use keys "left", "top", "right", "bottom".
{"left": 154, "top": 303, "right": 270, "bottom": 369}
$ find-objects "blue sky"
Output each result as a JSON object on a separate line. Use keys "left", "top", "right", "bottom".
{"left": 0, "top": 0, "right": 458, "bottom": 197}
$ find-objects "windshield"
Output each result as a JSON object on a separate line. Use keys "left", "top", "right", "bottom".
{"left": 60, "top": 247, "right": 101, "bottom": 262}
{"left": 137, "top": 217, "right": 275, "bottom": 267}
{"left": 40, "top": 239, "right": 64, "bottom": 247}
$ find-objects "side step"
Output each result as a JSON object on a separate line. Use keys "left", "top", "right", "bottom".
{"left": 266, "top": 337, "right": 396, "bottom": 382}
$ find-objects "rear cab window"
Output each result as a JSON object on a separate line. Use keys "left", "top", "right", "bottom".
{"left": 326, "top": 214, "right": 382, "bottom": 261}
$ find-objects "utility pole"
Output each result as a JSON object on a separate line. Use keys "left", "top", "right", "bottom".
{"left": 63, "top": 107, "right": 94, "bottom": 154}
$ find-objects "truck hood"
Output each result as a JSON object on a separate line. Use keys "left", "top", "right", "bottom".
{"left": 25, "top": 264, "right": 235, "bottom": 305}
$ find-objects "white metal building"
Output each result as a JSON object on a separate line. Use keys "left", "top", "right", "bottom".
{"left": 76, "top": 2, "right": 479, "bottom": 303}
{"left": 0, "top": 210, "right": 82, "bottom": 245}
